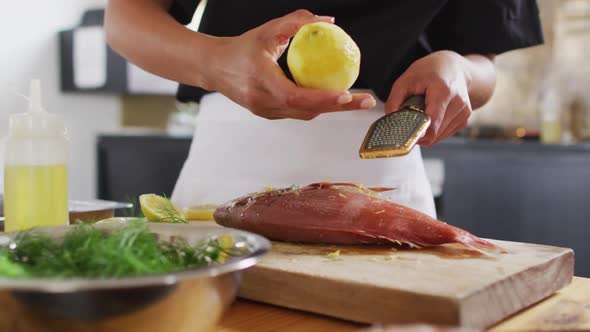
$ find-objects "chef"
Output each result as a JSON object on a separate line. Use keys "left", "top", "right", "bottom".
{"left": 105, "top": 1, "right": 543, "bottom": 218}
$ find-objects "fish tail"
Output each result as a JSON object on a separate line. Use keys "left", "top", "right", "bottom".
{"left": 456, "top": 233, "right": 508, "bottom": 257}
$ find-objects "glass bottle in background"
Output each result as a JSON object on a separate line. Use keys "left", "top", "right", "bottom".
{"left": 540, "top": 88, "right": 562, "bottom": 144}
{"left": 571, "top": 95, "right": 590, "bottom": 142}
{"left": 3, "top": 79, "right": 69, "bottom": 232}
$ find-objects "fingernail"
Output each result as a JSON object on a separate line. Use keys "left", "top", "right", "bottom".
{"left": 317, "top": 15, "right": 335, "bottom": 23}
{"left": 337, "top": 94, "right": 352, "bottom": 104}
{"left": 360, "top": 98, "right": 376, "bottom": 109}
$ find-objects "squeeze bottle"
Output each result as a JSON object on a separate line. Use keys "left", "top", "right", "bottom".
{"left": 4, "top": 79, "right": 69, "bottom": 231}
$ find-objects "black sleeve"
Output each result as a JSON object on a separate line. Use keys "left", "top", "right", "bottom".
{"left": 168, "top": 0, "right": 201, "bottom": 25}
{"left": 426, "top": 0, "right": 544, "bottom": 55}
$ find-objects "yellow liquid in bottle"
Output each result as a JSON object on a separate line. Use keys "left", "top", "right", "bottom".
{"left": 541, "top": 120, "right": 562, "bottom": 144}
{"left": 4, "top": 165, "right": 68, "bottom": 232}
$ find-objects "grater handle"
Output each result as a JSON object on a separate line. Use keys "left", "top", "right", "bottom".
{"left": 401, "top": 95, "right": 426, "bottom": 112}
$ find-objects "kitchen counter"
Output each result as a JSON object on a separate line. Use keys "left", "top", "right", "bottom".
{"left": 426, "top": 136, "right": 590, "bottom": 153}
{"left": 217, "top": 277, "right": 590, "bottom": 331}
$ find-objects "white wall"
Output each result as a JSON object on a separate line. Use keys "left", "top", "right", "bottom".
{"left": 0, "top": 0, "right": 120, "bottom": 199}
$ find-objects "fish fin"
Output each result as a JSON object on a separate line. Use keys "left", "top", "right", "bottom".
{"left": 370, "top": 234, "right": 422, "bottom": 248}
{"left": 309, "top": 182, "right": 395, "bottom": 193}
{"left": 456, "top": 233, "right": 508, "bottom": 257}
{"left": 367, "top": 187, "right": 396, "bottom": 193}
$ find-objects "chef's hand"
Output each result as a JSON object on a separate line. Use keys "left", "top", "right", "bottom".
{"left": 386, "top": 51, "right": 496, "bottom": 146}
{"left": 204, "top": 10, "right": 376, "bottom": 120}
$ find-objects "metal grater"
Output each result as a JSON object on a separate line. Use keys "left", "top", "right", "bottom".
{"left": 359, "top": 95, "right": 430, "bottom": 159}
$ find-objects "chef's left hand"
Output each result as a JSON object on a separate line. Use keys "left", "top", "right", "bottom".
{"left": 386, "top": 50, "right": 474, "bottom": 147}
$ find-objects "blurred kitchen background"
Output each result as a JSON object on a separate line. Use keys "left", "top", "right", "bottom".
{"left": 1, "top": 0, "right": 589, "bottom": 275}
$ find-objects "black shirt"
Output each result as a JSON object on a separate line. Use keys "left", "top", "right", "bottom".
{"left": 169, "top": 0, "right": 543, "bottom": 103}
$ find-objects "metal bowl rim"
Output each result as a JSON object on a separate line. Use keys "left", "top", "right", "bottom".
{"left": 0, "top": 221, "right": 271, "bottom": 293}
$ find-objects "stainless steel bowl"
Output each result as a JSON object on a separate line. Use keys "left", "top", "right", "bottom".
{"left": 0, "top": 220, "right": 270, "bottom": 332}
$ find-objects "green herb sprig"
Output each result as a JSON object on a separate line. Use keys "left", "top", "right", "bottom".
{"left": 0, "top": 220, "right": 244, "bottom": 279}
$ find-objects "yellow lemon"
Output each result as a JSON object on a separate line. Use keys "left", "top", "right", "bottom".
{"left": 139, "top": 194, "right": 186, "bottom": 223}
{"left": 287, "top": 22, "right": 360, "bottom": 90}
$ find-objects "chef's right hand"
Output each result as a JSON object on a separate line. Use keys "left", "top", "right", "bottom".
{"left": 202, "top": 10, "right": 376, "bottom": 120}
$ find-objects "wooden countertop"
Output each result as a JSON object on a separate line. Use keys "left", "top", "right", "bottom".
{"left": 217, "top": 277, "right": 590, "bottom": 331}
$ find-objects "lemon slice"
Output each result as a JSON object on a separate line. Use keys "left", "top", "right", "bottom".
{"left": 215, "top": 234, "right": 235, "bottom": 263}
{"left": 139, "top": 194, "right": 186, "bottom": 223}
{"left": 184, "top": 204, "right": 218, "bottom": 221}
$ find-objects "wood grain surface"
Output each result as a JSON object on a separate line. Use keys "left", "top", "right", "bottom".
{"left": 238, "top": 239, "right": 573, "bottom": 328}
{"left": 217, "top": 277, "right": 590, "bottom": 332}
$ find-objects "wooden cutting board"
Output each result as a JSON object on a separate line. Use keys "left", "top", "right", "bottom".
{"left": 238, "top": 239, "right": 574, "bottom": 329}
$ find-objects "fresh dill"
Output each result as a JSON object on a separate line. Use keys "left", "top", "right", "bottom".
{"left": 0, "top": 220, "right": 245, "bottom": 279}
{"left": 155, "top": 198, "right": 187, "bottom": 224}
{"left": 140, "top": 194, "right": 187, "bottom": 224}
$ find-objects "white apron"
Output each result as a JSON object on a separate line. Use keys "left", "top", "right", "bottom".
{"left": 171, "top": 91, "right": 436, "bottom": 218}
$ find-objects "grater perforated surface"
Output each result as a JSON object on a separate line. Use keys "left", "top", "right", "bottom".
{"left": 364, "top": 110, "right": 428, "bottom": 149}
{"left": 359, "top": 95, "right": 429, "bottom": 158}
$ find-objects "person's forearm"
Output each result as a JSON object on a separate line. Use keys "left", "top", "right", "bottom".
{"left": 105, "top": 0, "right": 214, "bottom": 89}
{"left": 461, "top": 54, "right": 496, "bottom": 109}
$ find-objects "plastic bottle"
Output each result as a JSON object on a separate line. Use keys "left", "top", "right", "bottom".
{"left": 3, "top": 79, "right": 69, "bottom": 232}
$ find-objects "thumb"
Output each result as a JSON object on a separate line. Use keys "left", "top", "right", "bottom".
{"left": 385, "top": 85, "right": 410, "bottom": 114}
{"left": 263, "top": 10, "right": 334, "bottom": 59}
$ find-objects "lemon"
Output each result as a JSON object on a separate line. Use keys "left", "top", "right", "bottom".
{"left": 139, "top": 194, "right": 186, "bottom": 223}
{"left": 183, "top": 204, "right": 218, "bottom": 221}
{"left": 287, "top": 22, "right": 360, "bottom": 90}
{"left": 215, "top": 234, "right": 235, "bottom": 263}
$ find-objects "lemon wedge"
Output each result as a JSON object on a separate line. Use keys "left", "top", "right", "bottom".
{"left": 287, "top": 22, "right": 360, "bottom": 90}
{"left": 139, "top": 194, "right": 186, "bottom": 223}
{"left": 184, "top": 204, "right": 218, "bottom": 221}
{"left": 215, "top": 234, "right": 235, "bottom": 263}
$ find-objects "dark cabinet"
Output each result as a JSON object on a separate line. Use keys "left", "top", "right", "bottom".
{"left": 422, "top": 138, "right": 590, "bottom": 277}
{"left": 97, "top": 134, "right": 192, "bottom": 211}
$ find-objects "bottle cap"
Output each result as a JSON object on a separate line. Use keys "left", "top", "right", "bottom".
{"left": 9, "top": 79, "right": 67, "bottom": 137}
